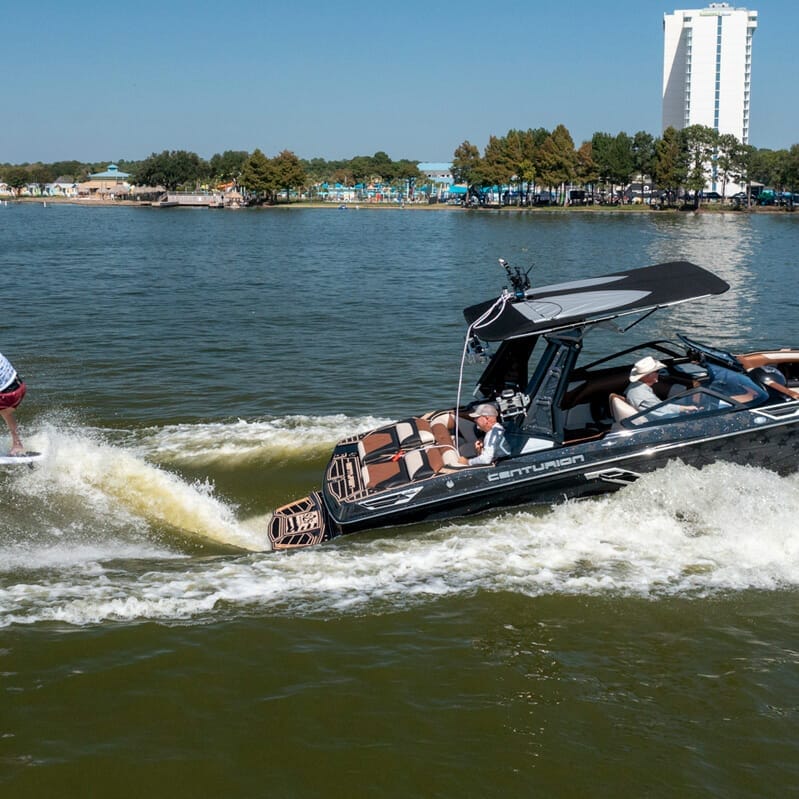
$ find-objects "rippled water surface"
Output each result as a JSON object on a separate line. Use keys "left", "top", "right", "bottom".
{"left": 1, "top": 203, "right": 798, "bottom": 796}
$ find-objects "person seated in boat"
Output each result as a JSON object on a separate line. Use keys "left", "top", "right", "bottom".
{"left": 625, "top": 356, "right": 699, "bottom": 418}
{"left": 458, "top": 403, "right": 511, "bottom": 466}
{"left": 704, "top": 365, "right": 763, "bottom": 405}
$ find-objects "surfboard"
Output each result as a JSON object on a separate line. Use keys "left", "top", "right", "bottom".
{"left": 0, "top": 451, "right": 43, "bottom": 466}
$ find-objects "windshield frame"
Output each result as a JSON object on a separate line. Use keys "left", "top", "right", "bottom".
{"left": 678, "top": 334, "right": 744, "bottom": 372}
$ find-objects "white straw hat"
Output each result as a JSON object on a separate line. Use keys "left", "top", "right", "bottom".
{"left": 629, "top": 355, "right": 666, "bottom": 382}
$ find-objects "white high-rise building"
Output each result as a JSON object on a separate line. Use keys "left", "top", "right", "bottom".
{"left": 663, "top": 4, "right": 757, "bottom": 148}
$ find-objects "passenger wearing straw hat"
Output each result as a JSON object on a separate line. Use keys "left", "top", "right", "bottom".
{"left": 625, "top": 356, "right": 698, "bottom": 418}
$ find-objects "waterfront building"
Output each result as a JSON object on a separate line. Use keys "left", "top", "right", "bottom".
{"left": 663, "top": 3, "right": 757, "bottom": 193}
{"left": 663, "top": 3, "right": 756, "bottom": 142}
{"left": 78, "top": 163, "right": 131, "bottom": 197}
{"left": 47, "top": 177, "right": 79, "bottom": 198}
{"left": 417, "top": 162, "right": 455, "bottom": 200}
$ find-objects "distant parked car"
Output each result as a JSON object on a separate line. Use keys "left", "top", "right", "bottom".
{"left": 758, "top": 189, "right": 777, "bottom": 206}
{"left": 700, "top": 191, "right": 722, "bottom": 202}
{"left": 569, "top": 189, "right": 587, "bottom": 205}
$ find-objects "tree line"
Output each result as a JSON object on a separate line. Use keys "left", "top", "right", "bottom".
{"left": 453, "top": 125, "right": 799, "bottom": 206}
{"left": 3, "top": 125, "right": 799, "bottom": 204}
{"left": 0, "top": 149, "right": 425, "bottom": 202}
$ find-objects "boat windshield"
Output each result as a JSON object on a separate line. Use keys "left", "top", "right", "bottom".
{"left": 704, "top": 364, "right": 768, "bottom": 403}
{"left": 678, "top": 335, "right": 743, "bottom": 372}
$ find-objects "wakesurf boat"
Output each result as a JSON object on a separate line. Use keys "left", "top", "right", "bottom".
{"left": 268, "top": 260, "right": 799, "bottom": 549}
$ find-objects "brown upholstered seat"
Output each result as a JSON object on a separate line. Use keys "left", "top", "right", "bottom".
{"left": 358, "top": 417, "right": 437, "bottom": 464}
{"left": 361, "top": 444, "right": 460, "bottom": 491}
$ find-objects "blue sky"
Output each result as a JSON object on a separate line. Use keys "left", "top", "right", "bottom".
{"left": 3, "top": 0, "right": 796, "bottom": 164}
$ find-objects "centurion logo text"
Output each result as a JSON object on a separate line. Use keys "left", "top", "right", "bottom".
{"left": 488, "top": 454, "right": 586, "bottom": 482}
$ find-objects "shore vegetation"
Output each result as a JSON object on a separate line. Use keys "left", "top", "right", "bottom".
{"left": 2, "top": 125, "right": 799, "bottom": 210}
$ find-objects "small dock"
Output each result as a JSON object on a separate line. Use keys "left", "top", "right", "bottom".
{"left": 153, "top": 192, "right": 225, "bottom": 208}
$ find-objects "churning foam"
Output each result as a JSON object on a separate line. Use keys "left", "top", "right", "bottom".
{"left": 1, "top": 414, "right": 393, "bottom": 571}
{"left": 4, "top": 425, "right": 268, "bottom": 553}
{"left": 137, "top": 414, "right": 393, "bottom": 467}
{"left": 3, "top": 458, "right": 799, "bottom": 628}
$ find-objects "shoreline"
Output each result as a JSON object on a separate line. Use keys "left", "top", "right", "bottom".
{"left": 3, "top": 195, "right": 792, "bottom": 214}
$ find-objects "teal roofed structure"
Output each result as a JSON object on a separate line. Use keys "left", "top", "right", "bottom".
{"left": 79, "top": 162, "right": 132, "bottom": 197}
{"left": 89, "top": 163, "right": 130, "bottom": 180}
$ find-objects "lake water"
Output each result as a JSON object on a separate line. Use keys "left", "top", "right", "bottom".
{"left": 1, "top": 203, "right": 798, "bottom": 796}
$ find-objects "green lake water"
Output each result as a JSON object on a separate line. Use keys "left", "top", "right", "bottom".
{"left": 1, "top": 203, "right": 798, "bottom": 797}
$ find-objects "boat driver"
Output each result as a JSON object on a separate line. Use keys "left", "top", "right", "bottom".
{"left": 459, "top": 403, "right": 511, "bottom": 466}
{"left": 625, "top": 356, "right": 699, "bottom": 418}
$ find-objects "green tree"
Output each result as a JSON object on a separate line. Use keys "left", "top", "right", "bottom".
{"left": 391, "top": 159, "right": 423, "bottom": 199}
{"left": 2, "top": 165, "right": 30, "bottom": 195}
{"left": 481, "top": 135, "right": 515, "bottom": 198}
{"left": 209, "top": 150, "right": 248, "bottom": 183}
{"left": 302, "top": 157, "right": 330, "bottom": 184}
{"left": 785, "top": 144, "right": 799, "bottom": 207}
{"left": 681, "top": 124, "right": 719, "bottom": 207}
{"left": 500, "top": 129, "right": 539, "bottom": 205}
{"left": 133, "top": 150, "right": 206, "bottom": 190}
{"left": 331, "top": 167, "right": 354, "bottom": 186}
{"left": 451, "top": 141, "right": 481, "bottom": 187}
{"left": 732, "top": 144, "right": 757, "bottom": 206}
{"left": 768, "top": 149, "right": 791, "bottom": 194}
{"left": 590, "top": 132, "right": 614, "bottom": 198}
{"left": 272, "top": 149, "right": 307, "bottom": 202}
{"left": 370, "top": 151, "right": 394, "bottom": 183}
{"left": 714, "top": 134, "right": 746, "bottom": 200}
{"left": 537, "top": 124, "right": 577, "bottom": 204}
{"left": 748, "top": 148, "right": 776, "bottom": 187}
{"left": 652, "top": 126, "right": 686, "bottom": 204}
{"left": 29, "top": 163, "right": 54, "bottom": 193}
{"left": 50, "top": 160, "right": 88, "bottom": 181}
{"left": 632, "top": 131, "right": 656, "bottom": 198}
{"left": 575, "top": 141, "right": 599, "bottom": 198}
{"left": 392, "top": 160, "right": 422, "bottom": 182}
{"left": 525, "top": 128, "right": 550, "bottom": 200}
{"left": 607, "top": 132, "right": 635, "bottom": 200}
{"left": 239, "top": 148, "right": 276, "bottom": 201}
{"left": 349, "top": 155, "right": 374, "bottom": 186}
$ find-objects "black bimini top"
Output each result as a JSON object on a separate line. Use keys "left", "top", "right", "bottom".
{"left": 463, "top": 261, "right": 729, "bottom": 341}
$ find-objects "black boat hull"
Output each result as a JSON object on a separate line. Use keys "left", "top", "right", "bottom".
{"left": 268, "top": 405, "right": 799, "bottom": 549}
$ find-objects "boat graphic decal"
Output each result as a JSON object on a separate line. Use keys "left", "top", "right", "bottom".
{"left": 359, "top": 486, "right": 424, "bottom": 510}
{"left": 488, "top": 454, "right": 586, "bottom": 482}
{"left": 516, "top": 290, "right": 650, "bottom": 324}
{"left": 583, "top": 467, "right": 642, "bottom": 486}
{"left": 748, "top": 404, "right": 799, "bottom": 422}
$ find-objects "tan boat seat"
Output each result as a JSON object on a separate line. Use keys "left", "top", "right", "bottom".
{"left": 609, "top": 392, "right": 639, "bottom": 429}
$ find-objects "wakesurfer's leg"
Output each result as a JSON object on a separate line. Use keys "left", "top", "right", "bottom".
{"left": 0, "top": 408, "right": 23, "bottom": 455}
